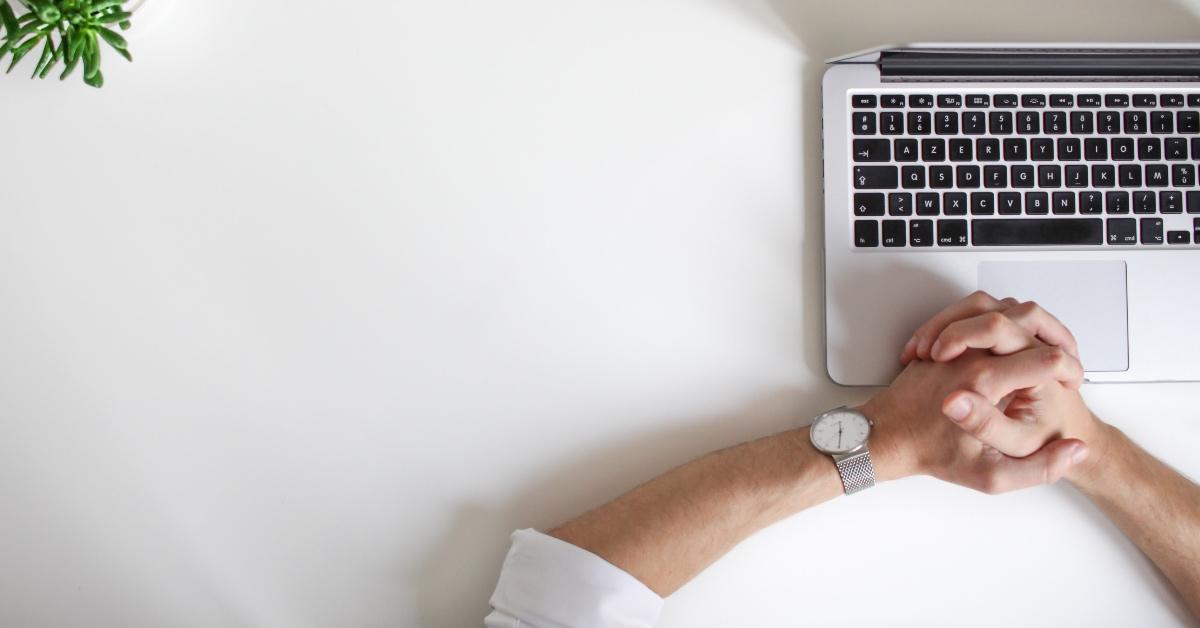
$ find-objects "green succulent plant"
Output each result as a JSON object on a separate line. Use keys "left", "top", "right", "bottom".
{"left": 0, "top": 0, "right": 133, "bottom": 88}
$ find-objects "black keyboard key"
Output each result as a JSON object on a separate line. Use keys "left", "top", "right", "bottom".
{"left": 937, "top": 94, "right": 962, "bottom": 108}
{"left": 1017, "top": 111, "right": 1040, "bottom": 134}
{"left": 961, "top": 111, "right": 986, "bottom": 134}
{"left": 1166, "top": 137, "right": 1188, "bottom": 159}
{"left": 1124, "top": 111, "right": 1147, "bottom": 134}
{"left": 882, "top": 219, "right": 907, "bottom": 247}
{"left": 1133, "top": 191, "right": 1156, "bottom": 214}
{"left": 1107, "top": 218, "right": 1137, "bottom": 244}
{"left": 1085, "top": 138, "right": 1108, "bottom": 160}
{"left": 1146, "top": 164, "right": 1168, "bottom": 187}
{"left": 1151, "top": 111, "right": 1174, "bottom": 134}
{"left": 1190, "top": 95, "right": 1200, "bottom": 107}
{"left": 1079, "top": 191, "right": 1103, "bottom": 214}
{"left": 1092, "top": 165, "right": 1115, "bottom": 187}
{"left": 949, "top": 138, "right": 972, "bottom": 161}
{"left": 1137, "top": 137, "right": 1160, "bottom": 160}
{"left": 889, "top": 192, "right": 913, "bottom": 215}
{"left": 1173, "top": 164, "right": 1195, "bottom": 187}
{"left": 1030, "top": 138, "right": 1054, "bottom": 161}
{"left": 1168, "top": 230, "right": 1191, "bottom": 244}
{"left": 1111, "top": 138, "right": 1134, "bottom": 161}
{"left": 943, "top": 192, "right": 967, "bottom": 215}
{"left": 957, "top": 165, "right": 980, "bottom": 188}
{"left": 894, "top": 139, "right": 918, "bottom": 162}
{"left": 1106, "top": 191, "right": 1130, "bottom": 214}
{"left": 1133, "top": 94, "right": 1157, "bottom": 107}
{"left": 1003, "top": 138, "right": 1027, "bottom": 161}
{"left": 854, "top": 220, "right": 879, "bottom": 247}
{"left": 1190, "top": 191, "right": 1200, "bottom": 213}
{"left": 1078, "top": 94, "right": 1102, "bottom": 107}
{"left": 921, "top": 138, "right": 945, "bottom": 162}
{"left": 973, "top": 218, "right": 1103, "bottom": 245}
{"left": 853, "top": 166, "right": 898, "bottom": 189}
{"left": 1053, "top": 191, "right": 1076, "bottom": 214}
{"left": 881, "top": 94, "right": 905, "bottom": 108}
{"left": 1026, "top": 191, "right": 1049, "bottom": 214}
{"left": 853, "top": 94, "right": 877, "bottom": 108}
{"left": 1161, "top": 94, "right": 1185, "bottom": 107}
{"left": 853, "top": 193, "right": 886, "bottom": 216}
{"left": 984, "top": 165, "right": 1007, "bottom": 188}
{"left": 1021, "top": 94, "right": 1046, "bottom": 108}
{"left": 1070, "top": 111, "right": 1094, "bottom": 134}
{"left": 909, "top": 219, "right": 934, "bottom": 247}
{"left": 930, "top": 165, "right": 953, "bottom": 189}
{"left": 1161, "top": 191, "right": 1184, "bottom": 214}
{"left": 1193, "top": 138, "right": 1200, "bottom": 159}
{"left": 1179, "top": 111, "right": 1199, "bottom": 133}
{"left": 1038, "top": 165, "right": 1062, "bottom": 188}
{"left": 1065, "top": 164, "right": 1088, "bottom": 188}
{"left": 1098, "top": 111, "right": 1121, "bottom": 134}
{"left": 1119, "top": 164, "right": 1142, "bottom": 187}
{"left": 908, "top": 111, "right": 931, "bottom": 135}
{"left": 937, "top": 219, "right": 968, "bottom": 246}
{"left": 916, "top": 192, "right": 940, "bottom": 215}
{"left": 935, "top": 111, "right": 958, "bottom": 134}
{"left": 976, "top": 138, "right": 1000, "bottom": 161}
{"left": 989, "top": 111, "right": 1013, "bottom": 134}
{"left": 998, "top": 192, "right": 1022, "bottom": 214}
{"left": 971, "top": 191, "right": 995, "bottom": 215}
{"left": 1050, "top": 94, "right": 1074, "bottom": 107}
{"left": 1141, "top": 217, "right": 1164, "bottom": 244}
{"left": 1043, "top": 111, "right": 1067, "bottom": 134}
{"left": 1105, "top": 94, "right": 1130, "bottom": 108}
{"left": 1011, "top": 165, "right": 1035, "bottom": 188}
{"left": 1058, "top": 138, "right": 1081, "bottom": 161}
{"left": 994, "top": 94, "right": 1019, "bottom": 108}
{"left": 853, "top": 139, "right": 890, "bottom": 162}
{"left": 965, "top": 94, "right": 990, "bottom": 108}
{"left": 853, "top": 112, "right": 876, "bottom": 135}
{"left": 901, "top": 165, "right": 925, "bottom": 189}
{"left": 909, "top": 94, "right": 934, "bottom": 108}
{"left": 880, "top": 112, "right": 904, "bottom": 135}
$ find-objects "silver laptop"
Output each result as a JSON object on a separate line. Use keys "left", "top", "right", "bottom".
{"left": 822, "top": 44, "right": 1200, "bottom": 385}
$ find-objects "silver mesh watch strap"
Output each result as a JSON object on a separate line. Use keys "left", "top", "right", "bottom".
{"left": 835, "top": 451, "right": 876, "bottom": 495}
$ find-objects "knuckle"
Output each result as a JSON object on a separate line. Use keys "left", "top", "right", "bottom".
{"left": 978, "top": 471, "right": 1004, "bottom": 495}
{"left": 968, "top": 290, "right": 995, "bottom": 306}
{"left": 1041, "top": 346, "right": 1067, "bottom": 368}
{"left": 982, "top": 311, "right": 1008, "bottom": 334}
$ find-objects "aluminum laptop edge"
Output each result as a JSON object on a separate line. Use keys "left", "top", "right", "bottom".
{"left": 823, "top": 43, "right": 1200, "bottom": 385}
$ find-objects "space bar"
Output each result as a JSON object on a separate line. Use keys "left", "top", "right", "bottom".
{"left": 972, "top": 218, "right": 1104, "bottom": 246}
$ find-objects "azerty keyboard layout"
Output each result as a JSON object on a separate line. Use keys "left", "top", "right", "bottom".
{"left": 849, "top": 91, "right": 1200, "bottom": 249}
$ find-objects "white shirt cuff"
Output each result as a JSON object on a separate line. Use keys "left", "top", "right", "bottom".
{"left": 485, "top": 528, "right": 664, "bottom": 628}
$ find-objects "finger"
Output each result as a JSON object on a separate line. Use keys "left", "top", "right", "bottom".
{"left": 964, "top": 345, "right": 1086, "bottom": 401}
{"left": 929, "top": 311, "right": 1038, "bottom": 362}
{"left": 943, "top": 390, "right": 1044, "bottom": 456}
{"left": 973, "top": 439, "right": 1089, "bottom": 495}
{"left": 1004, "top": 300, "right": 1081, "bottom": 360}
{"left": 901, "top": 290, "right": 1005, "bottom": 364}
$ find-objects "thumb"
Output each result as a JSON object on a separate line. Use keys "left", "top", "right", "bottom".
{"left": 943, "top": 390, "right": 1042, "bottom": 457}
{"left": 980, "top": 439, "right": 1090, "bottom": 494}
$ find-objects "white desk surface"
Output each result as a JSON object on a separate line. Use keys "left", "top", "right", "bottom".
{"left": 4, "top": 1, "right": 1200, "bottom": 626}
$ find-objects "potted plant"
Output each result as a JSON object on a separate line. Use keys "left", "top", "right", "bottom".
{"left": 0, "top": 0, "right": 135, "bottom": 88}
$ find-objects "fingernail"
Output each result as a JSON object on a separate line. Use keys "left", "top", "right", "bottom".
{"left": 902, "top": 336, "right": 916, "bottom": 355}
{"left": 929, "top": 338, "right": 943, "bottom": 358}
{"left": 945, "top": 396, "right": 971, "bottom": 421}
{"left": 1070, "top": 444, "right": 1090, "bottom": 465}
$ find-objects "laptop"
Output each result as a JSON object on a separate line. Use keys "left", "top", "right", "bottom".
{"left": 822, "top": 44, "right": 1200, "bottom": 385}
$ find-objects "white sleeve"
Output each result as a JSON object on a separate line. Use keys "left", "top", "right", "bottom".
{"left": 484, "top": 528, "right": 664, "bottom": 628}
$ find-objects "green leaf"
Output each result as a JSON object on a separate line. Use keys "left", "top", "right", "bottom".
{"left": 35, "top": 5, "right": 60, "bottom": 24}
{"left": 97, "top": 10, "right": 131, "bottom": 24}
{"left": 118, "top": 20, "right": 130, "bottom": 30}
{"left": 5, "top": 32, "right": 40, "bottom": 73}
{"left": 37, "top": 31, "right": 60, "bottom": 77}
{"left": 30, "top": 31, "right": 51, "bottom": 77}
{"left": 88, "top": 1, "right": 125, "bottom": 13}
{"left": 0, "top": 4, "right": 18, "bottom": 40}
{"left": 81, "top": 29, "right": 98, "bottom": 79}
{"left": 59, "top": 40, "right": 80, "bottom": 79}
{"left": 83, "top": 67, "right": 102, "bottom": 87}
{"left": 96, "top": 24, "right": 124, "bottom": 50}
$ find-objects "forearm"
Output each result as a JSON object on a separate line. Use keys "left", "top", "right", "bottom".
{"left": 548, "top": 428, "right": 842, "bottom": 596}
{"left": 1069, "top": 422, "right": 1200, "bottom": 618}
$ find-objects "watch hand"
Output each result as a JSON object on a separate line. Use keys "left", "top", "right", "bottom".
{"left": 838, "top": 423, "right": 843, "bottom": 448}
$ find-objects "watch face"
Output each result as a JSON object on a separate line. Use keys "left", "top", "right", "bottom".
{"left": 810, "top": 410, "right": 871, "bottom": 454}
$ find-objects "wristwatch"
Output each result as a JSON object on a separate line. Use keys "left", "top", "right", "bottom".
{"left": 809, "top": 406, "right": 877, "bottom": 495}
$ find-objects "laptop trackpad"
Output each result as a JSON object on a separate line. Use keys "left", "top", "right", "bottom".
{"left": 978, "top": 261, "right": 1128, "bottom": 372}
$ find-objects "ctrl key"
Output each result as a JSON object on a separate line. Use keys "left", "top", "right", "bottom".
{"left": 854, "top": 220, "right": 879, "bottom": 247}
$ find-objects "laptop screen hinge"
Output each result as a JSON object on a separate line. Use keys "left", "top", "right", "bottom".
{"left": 879, "top": 49, "right": 1200, "bottom": 82}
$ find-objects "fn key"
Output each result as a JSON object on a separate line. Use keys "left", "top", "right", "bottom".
{"left": 938, "top": 219, "right": 968, "bottom": 246}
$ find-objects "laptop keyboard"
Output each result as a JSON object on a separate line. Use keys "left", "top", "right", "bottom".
{"left": 848, "top": 91, "right": 1200, "bottom": 249}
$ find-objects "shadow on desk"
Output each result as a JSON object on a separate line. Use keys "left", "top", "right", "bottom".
{"left": 413, "top": 389, "right": 839, "bottom": 627}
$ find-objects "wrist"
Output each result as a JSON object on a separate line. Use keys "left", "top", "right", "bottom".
{"left": 1065, "top": 417, "right": 1122, "bottom": 489}
{"left": 856, "top": 396, "right": 921, "bottom": 482}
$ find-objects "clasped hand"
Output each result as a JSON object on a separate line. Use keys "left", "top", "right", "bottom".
{"left": 864, "top": 291, "right": 1106, "bottom": 494}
